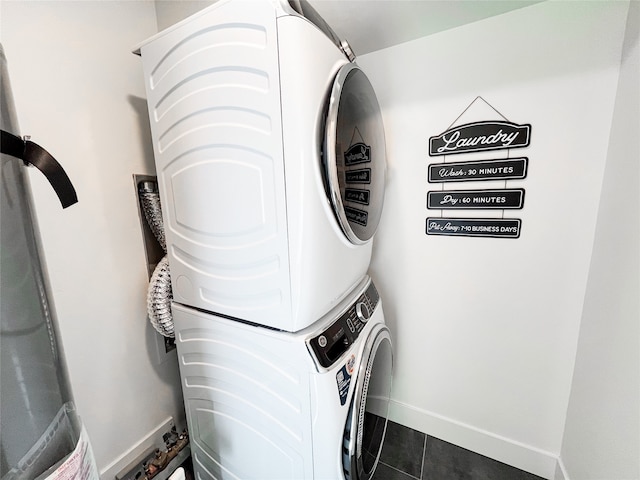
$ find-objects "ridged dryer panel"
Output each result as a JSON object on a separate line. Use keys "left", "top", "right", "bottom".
{"left": 137, "top": 0, "right": 387, "bottom": 331}
{"left": 137, "top": 1, "right": 292, "bottom": 327}
{"left": 172, "top": 303, "right": 314, "bottom": 480}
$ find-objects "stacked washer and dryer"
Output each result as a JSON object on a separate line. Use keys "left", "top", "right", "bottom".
{"left": 135, "top": 1, "right": 392, "bottom": 478}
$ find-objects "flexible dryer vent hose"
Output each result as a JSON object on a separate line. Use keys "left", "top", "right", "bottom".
{"left": 147, "top": 255, "right": 174, "bottom": 338}
{"left": 139, "top": 181, "right": 166, "bottom": 252}
{"left": 139, "top": 181, "right": 174, "bottom": 338}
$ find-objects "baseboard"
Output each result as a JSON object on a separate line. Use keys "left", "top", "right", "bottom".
{"left": 388, "top": 399, "right": 558, "bottom": 480}
{"left": 99, "top": 417, "right": 175, "bottom": 480}
{"left": 555, "top": 457, "right": 570, "bottom": 480}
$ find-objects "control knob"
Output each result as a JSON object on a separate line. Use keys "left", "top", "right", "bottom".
{"left": 355, "top": 301, "right": 371, "bottom": 323}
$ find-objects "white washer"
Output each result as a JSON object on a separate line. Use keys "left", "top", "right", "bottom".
{"left": 135, "top": 0, "right": 387, "bottom": 331}
{"left": 172, "top": 276, "right": 393, "bottom": 480}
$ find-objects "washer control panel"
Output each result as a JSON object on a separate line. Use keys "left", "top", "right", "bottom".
{"left": 309, "top": 281, "right": 380, "bottom": 368}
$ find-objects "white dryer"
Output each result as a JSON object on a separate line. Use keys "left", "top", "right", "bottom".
{"left": 172, "top": 275, "right": 393, "bottom": 480}
{"left": 135, "top": 0, "right": 387, "bottom": 331}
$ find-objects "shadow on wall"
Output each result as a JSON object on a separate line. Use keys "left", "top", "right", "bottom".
{"left": 155, "top": 1, "right": 217, "bottom": 31}
{"left": 357, "top": 1, "right": 630, "bottom": 109}
{"left": 128, "top": 95, "right": 157, "bottom": 174}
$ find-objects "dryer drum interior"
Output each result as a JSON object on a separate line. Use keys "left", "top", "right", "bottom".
{"left": 342, "top": 326, "right": 393, "bottom": 480}
{"left": 324, "top": 63, "right": 387, "bottom": 245}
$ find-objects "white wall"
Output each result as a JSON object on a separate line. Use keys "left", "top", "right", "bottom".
{"left": 0, "top": 1, "right": 185, "bottom": 476}
{"left": 557, "top": 2, "right": 639, "bottom": 479}
{"left": 359, "top": 1, "right": 630, "bottom": 478}
{"left": 155, "top": 0, "right": 215, "bottom": 31}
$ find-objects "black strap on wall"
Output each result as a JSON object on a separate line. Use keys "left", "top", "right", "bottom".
{"left": 1, "top": 129, "right": 78, "bottom": 208}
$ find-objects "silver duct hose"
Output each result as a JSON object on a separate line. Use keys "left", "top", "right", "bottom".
{"left": 139, "top": 181, "right": 166, "bottom": 251}
{"left": 147, "top": 256, "right": 174, "bottom": 338}
{"left": 138, "top": 182, "right": 174, "bottom": 338}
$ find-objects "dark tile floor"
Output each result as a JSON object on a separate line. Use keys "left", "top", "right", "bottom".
{"left": 372, "top": 421, "right": 546, "bottom": 480}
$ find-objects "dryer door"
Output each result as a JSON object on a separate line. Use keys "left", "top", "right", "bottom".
{"left": 324, "top": 64, "right": 386, "bottom": 245}
{"left": 343, "top": 324, "right": 393, "bottom": 480}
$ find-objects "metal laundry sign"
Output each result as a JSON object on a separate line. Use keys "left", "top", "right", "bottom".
{"left": 427, "top": 189, "right": 525, "bottom": 210}
{"left": 425, "top": 97, "right": 532, "bottom": 239}
{"left": 428, "top": 158, "right": 528, "bottom": 183}
{"left": 429, "top": 121, "right": 531, "bottom": 156}
{"left": 426, "top": 218, "right": 521, "bottom": 239}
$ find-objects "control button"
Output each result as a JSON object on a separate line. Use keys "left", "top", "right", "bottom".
{"left": 318, "top": 335, "right": 327, "bottom": 348}
{"left": 356, "top": 301, "right": 371, "bottom": 323}
{"left": 346, "top": 318, "right": 355, "bottom": 333}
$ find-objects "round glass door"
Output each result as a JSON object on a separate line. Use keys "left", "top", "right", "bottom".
{"left": 324, "top": 64, "right": 386, "bottom": 245}
{"left": 343, "top": 325, "right": 393, "bottom": 480}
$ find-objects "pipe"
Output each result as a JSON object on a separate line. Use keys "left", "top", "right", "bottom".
{"left": 147, "top": 255, "right": 174, "bottom": 338}
{"left": 138, "top": 181, "right": 166, "bottom": 252}
{"left": 138, "top": 182, "right": 173, "bottom": 337}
